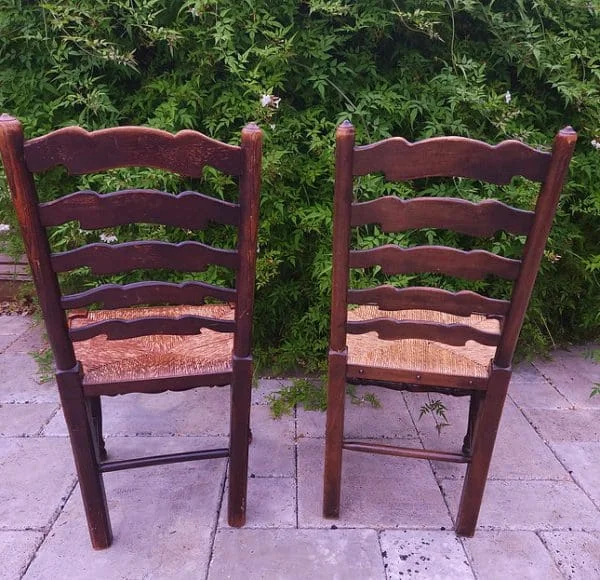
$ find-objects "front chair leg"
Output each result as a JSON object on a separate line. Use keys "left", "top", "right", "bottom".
{"left": 323, "top": 350, "right": 347, "bottom": 518}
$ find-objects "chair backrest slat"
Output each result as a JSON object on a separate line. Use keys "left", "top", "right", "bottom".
{"left": 349, "top": 246, "right": 521, "bottom": 281}
{"left": 50, "top": 241, "right": 238, "bottom": 275}
{"left": 69, "top": 314, "right": 236, "bottom": 342}
{"left": 353, "top": 136, "right": 551, "bottom": 184}
{"left": 61, "top": 281, "right": 236, "bottom": 310}
{"left": 40, "top": 190, "right": 240, "bottom": 229}
{"left": 348, "top": 286, "right": 511, "bottom": 317}
{"left": 351, "top": 197, "right": 534, "bottom": 236}
{"left": 346, "top": 318, "right": 500, "bottom": 346}
{"left": 24, "top": 126, "right": 243, "bottom": 177}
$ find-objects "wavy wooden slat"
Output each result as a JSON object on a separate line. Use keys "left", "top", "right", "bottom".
{"left": 353, "top": 136, "right": 551, "bottom": 184}
{"left": 346, "top": 318, "right": 500, "bottom": 346}
{"left": 69, "top": 315, "right": 236, "bottom": 342}
{"left": 61, "top": 281, "right": 236, "bottom": 309}
{"left": 348, "top": 285, "right": 510, "bottom": 316}
{"left": 39, "top": 190, "right": 240, "bottom": 228}
{"left": 24, "top": 126, "right": 243, "bottom": 176}
{"left": 349, "top": 245, "right": 520, "bottom": 280}
{"left": 351, "top": 196, "right": 534, "bottom": 236}
{"left": 51, "top": 241, "right": 238, "bottom": 274}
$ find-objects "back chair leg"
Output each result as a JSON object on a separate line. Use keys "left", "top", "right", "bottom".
{"left": 57, "top": 369, "right": 112, "bottom": 549}
{"left": 88, "top": 396, "right": 107, "bottom": 461}
{"left": 455, "top": 369, "right": 511, "bottom": 536}
{"left": 323, "top": 350, "right": 347, "bottom": 518}
{"left": 227, "top": 356, "right": 253, "bottom": 527}
{"left": 462, "top": 393, "right": 483, "bottom": 456}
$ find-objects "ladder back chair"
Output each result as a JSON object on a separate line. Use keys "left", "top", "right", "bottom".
{"left": 0, "top": 114, "right": 262, "bottom": 549}
{"left": 323, "top": 120, "right": 576, "bottom": 536}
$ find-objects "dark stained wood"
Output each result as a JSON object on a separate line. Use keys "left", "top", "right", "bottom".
{"left": 61, "top": 280, "right": 235, "bottom": 310}
{"left": 24, "top": 125, "right": 243, "bottom": 177}
{"left": 51, "top": 241, "right": 238, "bottom": 274}
{"left": 323, "top": 120, "right": 577, "bottom": 537}
{"left": 69, "top": 314, "right": 236, "bottom": 342}
{"left": 99, "top": 448, "right": 230, "bottom": 473}
{"left": 348, "top": 285, "right": 511, "bottom": 317}
{"left": 342, "top": 441, "right": 470, "bottom": 463}
{"left": 346, "top": 317, "right": 500, "bottom": 346}
{"left": 351, "top": 197, "right": 534, "bottom": 236}
{"left": 353, "top": 135, "right": 552, "bottom": 184}
{"left": 350, "top": 245, "right": 521, "bottom": 281}
{"left": 40, "top": 189, "right": 240, "bottom": 229}
{"left": 0, "top": 113, "right": 262, "bottom": 548}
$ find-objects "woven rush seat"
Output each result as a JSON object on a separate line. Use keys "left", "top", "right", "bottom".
{"left": 68, "top": 304, "right": 235, "bottom": 385}
{"left": 346, "top": 305, "right": 500, "bottom": 379}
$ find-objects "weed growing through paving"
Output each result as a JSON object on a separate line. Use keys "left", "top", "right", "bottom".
{"left": 31, "top": 346, "right": 55, "bottom": 384}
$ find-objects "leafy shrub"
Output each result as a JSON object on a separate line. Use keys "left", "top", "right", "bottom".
{"left": 1, "top": 1, "right": 599, "bottom": 370}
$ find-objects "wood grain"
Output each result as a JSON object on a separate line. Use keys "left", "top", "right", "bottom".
{"left": 51, "top": 241, "right": 238, "bottom": 274}
{"left": 40, "top": 189, "right": 240, "bottom": 228}
{"left": 349, "top": 245, "right": 521, "bottom": 280}
{"left": 353, "top": 136, "right": 551, "bottom": 184}
{"left": 24, "top": 125, "right": 243, "bottom": 176}
{"left": 351, "top": 196, "right": 534, "bottom": 236}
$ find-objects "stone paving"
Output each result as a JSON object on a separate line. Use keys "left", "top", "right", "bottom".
{"left": 1, "top": 314, "right": 599, "bottom": 579}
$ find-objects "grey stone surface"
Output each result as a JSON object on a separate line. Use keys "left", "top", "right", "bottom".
{"left": 0, "top": 531, "right": 43, "bottom": 580}
{"left": 509, "top": 374, "right": 573, "bottom": 409}
{"left": 0, "top": 403, "right": 58, "bottom": 436}
{"left": 380, "top": 530, "right": 473, "bottom": 579}
{"left": 3, "top": 324, "right": 46, "bottom": 354}
{"left": 407, "top": 396, "right": 568, "bottom": 481}
{"left": 0, "top": 438, "right": 76, "bottom": 530}
{"left": 297, "top": 437, "right": 453, "bottom": 529}
{"left": 442, "top": 479, "right": 600, "bottom": 531}
{"left": 522, "top": 408, "right": 600, "bottom": 442}
{"left": 0, "top": 353, "right": 58, "bottom": 403}
{"left": 44, "top": 387, "right": 231, "bottom": 437}
{"left": 209, "top": 529, "right": 386, "bottom": 580}
{"left": 540, "top": 531, "right": 600, "bottom": 580}
{"left": 297, "top": 385, "right": 417, "bottom": 440}
{"left": 551, "top": 442, "right": 600, "bottom": 507}
{"left": 249, "top": 404, "right": 295, "bottom": 477}
{"left": 220, "top": 476, "right": 296, "bottom": 529}
{"left": 251, "top": 378, "right": 293, "bottom": 406}
{"left": 0, "top": 315, "right": 32, "bottom": 336}
{"left": 463, "top": 531, "right": 563, "bottom": 580}
{"left": 533, "top": 352, "right": 600, "bottom": 408}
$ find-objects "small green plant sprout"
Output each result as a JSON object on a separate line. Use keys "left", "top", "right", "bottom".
{"left": 31, "top": 347, "right": 55, "bottom": 384}
{"left": 591, "top": 384, "right": 600, "bottom": 398}
{"left": 346, "top": 384, "right": 381, "bottom": 408}
{"left": 419, "top": 395, "right": 450, "bottom": 435}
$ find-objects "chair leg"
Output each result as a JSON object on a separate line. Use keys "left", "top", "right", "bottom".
{"left": 88, "top": 396, "right": 107, "bottom": 461}
{"left": 57, "top": 368, "right": 112, "bottom": 549}
{"left": 323, "top": 349, "right": 347, "bottom": 518}
{"left": 228, "top": 356, "right": 252, "bottom": 527}
{"left": 455, "top": 368, "right": 511, "bottom": 537}
{"left": 462, "top": 393, "right": 483, "bottom": 456}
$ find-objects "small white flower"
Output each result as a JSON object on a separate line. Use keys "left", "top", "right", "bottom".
{"left": 504, "top": 90, "right": 512, "bottom": 104}
{"left": 0, "top": 224, "right": 10, "bottom": 234}
{"left": 269, "top": 124, "right": 276, "bottom": 130}
{"left": 99, "top": 233, "right": 118, "bottom": 244}
{"left": 260, "top": 94, "right": 281, "bottom": 109}
{"left": 591, "top": 139, "right": 600, "bottom": 150}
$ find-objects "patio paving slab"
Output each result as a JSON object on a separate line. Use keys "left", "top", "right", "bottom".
{"left": 380, "top": 530, "right": 474, "bottom": 580}
{"left": 208, "top": 529, "right": 385, "bottom": 580}
{"left": 0, "top": 437, "right": 76, "bottom": 531}
{"left": 540, "top": 531, "right": 600, "bottom": 580}
{"left": 0, "top": 531, "right": 43, "bottom": 580}
{"left": 441, "top": 479, "right": 600, "bottom": 532}
{"left": 551, "top": 442, "right": 600, "bottom": 507}
{"left": 462, "top": 531, "right": 563, "bottom": 580}
{"left": 0, "top": 354, "right": 57, "bottom": 404}
{"left": 297, "top": 437, "right": 453, "bottom": 529}
{"left": 522, "top": 408, "right": 600, "bottom": 443}
{"left": 0, "top": 403, "right": 58, "bottom": 437}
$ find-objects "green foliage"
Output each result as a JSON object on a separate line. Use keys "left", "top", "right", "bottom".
{"left": 418, "top": 395, "right": 450, "bottom": 434}
{"left": 31, "top": 346, "right": 55, "bottom": 384}
{"left": 1, "top": 1, "right": 599, "bottom": 369}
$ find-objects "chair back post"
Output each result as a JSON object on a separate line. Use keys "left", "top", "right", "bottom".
{"left": 0, "top": 114, "right": 76, "bottom": 370}
{"left": 330, "top": 120, "right": 355, "bottom": 353}
{"left": 494, "top": 127, "right": 577, "bottom": 368}
{"left": 233, "top": 123, "right": 262, "bottom": 359}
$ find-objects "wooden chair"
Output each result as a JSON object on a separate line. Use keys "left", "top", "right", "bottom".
{"left": 323, "top": 121, "right": 576, "bottom": 536}
{"left": 0, "top": 114, "right": 262, "bottom": 549}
